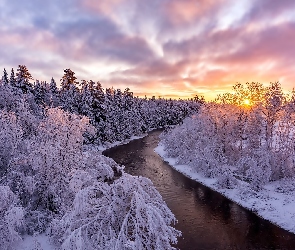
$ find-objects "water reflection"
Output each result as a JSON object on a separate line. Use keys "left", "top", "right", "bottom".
{"left": 103, "top": 130, "right": 295, "bottom": 249}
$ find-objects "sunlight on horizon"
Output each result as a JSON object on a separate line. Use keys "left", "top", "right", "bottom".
{"left": 243, "top": 99, "right": 251, "bottom": 106}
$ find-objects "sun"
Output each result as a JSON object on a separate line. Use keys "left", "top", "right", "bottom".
{"left": 243, "top": 99, "right": 251, "bottom": 106}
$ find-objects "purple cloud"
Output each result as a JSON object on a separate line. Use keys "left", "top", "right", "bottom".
{"left": 1, "top": 0, "right": 295, "bottom": 100}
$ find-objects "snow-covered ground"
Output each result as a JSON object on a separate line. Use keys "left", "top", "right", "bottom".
{"left": 13, "top": 234, "right": 56, "bottom": 250}
{"left": 155, "top": 144, "right": 295, "bottom": 234}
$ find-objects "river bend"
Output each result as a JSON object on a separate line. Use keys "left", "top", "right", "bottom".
{"left": 103, "top": 130, "right": 295, "bottom": 249}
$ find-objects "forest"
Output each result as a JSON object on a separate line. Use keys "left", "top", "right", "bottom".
{"left": 1, "top": 66, "right": 202, "bottom": 145}
{"left": 0, "top": 65, "right": 205, "bottom": 249}
{"left": 160, "top": 81, "right": 295, "bottom": 189}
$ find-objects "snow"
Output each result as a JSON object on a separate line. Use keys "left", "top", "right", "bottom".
{"left": 13, "top": 234, "right": 55, "bottom": 250}
{"left": 155, "top": 144, "right": 295, "bottom": 234}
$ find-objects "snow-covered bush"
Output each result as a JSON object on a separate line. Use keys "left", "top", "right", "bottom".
{"left": 0, "top": 84, "right": 21, "bottom": 111}
{"left": 50, "top": 173, "right": 180, "bottom": 250}
{"left": 3, "top": 108, "right": 96, "bottom": 234}
{"left": 0, "top": 110, "right": 23, "bottom": 176}
{"left": 216, "top": 171, "right": 239, "bottom": 189}
{"left": 160, "top": 108, "right": 229, "bottom": 178}
{"left": 27, "top": 108, "right": 95, "bottom": 214}
{"left": 81, "top": 151, "right": 123, "bottom": 182}
{"left": 0, "top": 186, "right": 24, "bottom": 250}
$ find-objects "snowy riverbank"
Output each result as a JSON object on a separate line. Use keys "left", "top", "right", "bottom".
{"left": 155, "top": 144, "right": 295, "bottom": 234}
{"left": 96, "top": 134, "right": 148, "bottom": 152}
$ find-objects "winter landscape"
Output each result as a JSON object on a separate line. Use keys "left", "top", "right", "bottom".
{"left": 156, "top": 82, "right": 295, "bottom": 234}
{"left": 2, "top": 67, "right": 295, "bottom": 249}
{"left": 2, "top": 0, "right": 295, "bottom": 249}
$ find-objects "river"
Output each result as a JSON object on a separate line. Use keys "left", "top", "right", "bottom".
{"left": 103, "top": 130, "right": 295, "bottom": 249}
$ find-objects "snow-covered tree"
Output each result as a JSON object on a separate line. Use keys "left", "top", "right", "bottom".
{"left": 0, "top": 186, "right": 24, "bottom": 250}
{"left": 27, "top": 108, "right": 95, "bottom": 213}
{"left": 60, "top": 69, "right": 80, "bottom": 114}
{"left": 160, "top": 82, "right": 295, "bottom": 190}
{"left": 10, "top": 68, "right": 16, "bottom": 87}
{"left": 0, "top": 110, "right": 23, "bottom": 176}
{"left": 46, "top": 77, "right": 59, "bottom": 107}
{"left": 50, "top": 173, "right": 180, "bottom": 250}
{"left": 1, "top": 68, "right": 9, "bottom": 85}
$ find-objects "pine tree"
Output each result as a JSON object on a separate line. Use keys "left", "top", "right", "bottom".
{"left": 60, "top": 69, "right": 78, "bottom": 91}
{"left": 9, "top": 68, "right": 15, "bottom": 87}
{"left": 49, "top": 77, "right": 57, "bottom": 93}
{"left": 33, "top": 80, "right": 46, "bottom": 107}
{"left": 1, "top": 68, "right": 9, "bottom": 85}
{"left": 60, "top": 69, "right": 80, "bottom": 114}
{"left": 15, "top": 65, "right": 33, "bottom": 93}
{"left": 92, "top": 81, "right": 105, "bottom": 122}
{"left": 48, "top": 77, "right": 59, "bottom": 107}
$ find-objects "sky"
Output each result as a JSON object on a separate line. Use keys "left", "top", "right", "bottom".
{"left": 1, "top": 0, "right": 295, "bottom": 100}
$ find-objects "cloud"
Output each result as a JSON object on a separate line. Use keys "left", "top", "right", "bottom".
{"left": 1, "top": 0, "right": 295, "bottom": 100}
{"left": 54, "top": 18, "right": 157, "bottom": 64}
{"left": 80, "top": 0, "right": 125, "bottom": 16}
{"left": 246, "top": 0, "right": 295, "bottom": 20}
{"left": 162, "top": 0, "right": 225, "bottom": 25}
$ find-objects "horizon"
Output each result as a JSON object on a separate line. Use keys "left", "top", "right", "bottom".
{"left": 1, "top": 0, "right": 295, "bottom": 101}
{"left": 3, "top": 65, "right": 295, "bottom": 102}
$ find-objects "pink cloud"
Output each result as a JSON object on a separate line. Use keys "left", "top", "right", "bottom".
{"left": 162, "top": 0, "right": 225, "bottom": 26}
{"left": 80, "top": 0, "right": 125, "bottom": 15}
{"left": 0, "top": 28, "right": 61, "bottom": 53}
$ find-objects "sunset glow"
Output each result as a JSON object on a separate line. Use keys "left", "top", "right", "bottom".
{"left": 1, "top": 0, "right": 295, "bottom": 100}
{"left": 243, "top": 99, "right": 251, "bottom": 106}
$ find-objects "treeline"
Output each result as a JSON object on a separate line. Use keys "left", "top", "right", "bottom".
{"left": 1, "top": 65, "right": 204, "bottom": 144}
{"left": 160, "top": 82, "right": 295, "bottom": 190}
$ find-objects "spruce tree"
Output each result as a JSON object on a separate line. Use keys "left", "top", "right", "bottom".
{"left": 60, "top": 69, "right": 80, "bottom": 114}
{"left": 15, "top": 65, "right": 33, "bottom": 93}
{"left": 2, "top": 68, "right": 9, "bottom": 85}
{"left": 10, "top": 68, "right": 16, "bottom": 87}
{"left": 48, "top": 77, "right": 59, "bottom": 107}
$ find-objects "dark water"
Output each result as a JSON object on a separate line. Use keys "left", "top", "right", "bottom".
{"left": 103, "top": 130, "right": 295, "bottom": 250}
